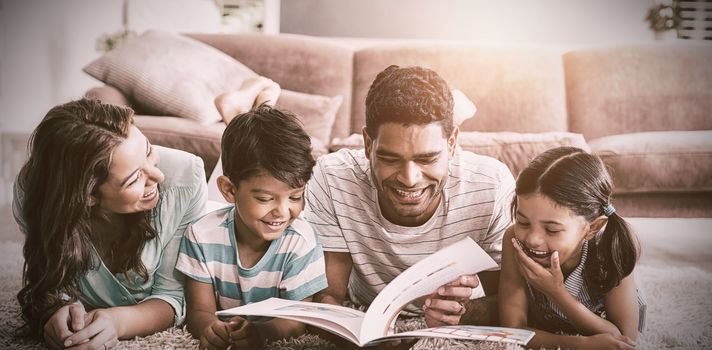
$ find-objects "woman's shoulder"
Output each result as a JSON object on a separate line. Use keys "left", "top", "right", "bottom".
{"left": 155, "top": 146, "right": 205, "bottom": 189}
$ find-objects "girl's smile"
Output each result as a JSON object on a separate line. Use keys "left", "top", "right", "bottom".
{"left": 514, "top": 193, "right": 595, "bottom": 273}
{"left": 514, "top": 237, "right": 554, "bottom": 263}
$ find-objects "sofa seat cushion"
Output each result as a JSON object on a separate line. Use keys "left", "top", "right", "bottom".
{"left": 134, "top": 115, "right": 225, "bottom": 178}
{"left": 330, "top": 131, "right": 589, "bottom": 178}
{"left": 134, "top": 115, "right": 330, "bottom": 179}
{"left": 589, "top": 131, "right": 712, "bottom": 194}
{"left": 458, "top": 132, "right": 589, "bottom": 177}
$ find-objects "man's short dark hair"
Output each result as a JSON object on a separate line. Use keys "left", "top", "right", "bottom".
{"left": 365, "top": 65, "right": 454, "bottom": 138}
{"left": 221, "top": 104, "right": 315, "bottom": 188}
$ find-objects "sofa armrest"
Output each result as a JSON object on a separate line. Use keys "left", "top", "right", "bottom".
{"left": 84, "top": 85, "right": 132, "bottom": 107}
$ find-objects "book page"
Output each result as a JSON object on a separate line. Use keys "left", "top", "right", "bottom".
{"left": 360, "top": 237, "right": 498, "bottom": 343}
{"left": 216, "top": 298, "right": 365, "bottom": 343}
{"left": 366, "top": 325, "right": 535, "bottom": 346}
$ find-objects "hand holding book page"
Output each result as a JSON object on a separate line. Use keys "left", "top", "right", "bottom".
{"left": 217, "top": 238, "right": 534, "bottom": 347}
{"left": 360, "top": 236, "right": 497, "bottom": 341}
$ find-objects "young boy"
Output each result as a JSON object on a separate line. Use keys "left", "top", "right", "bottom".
{"left": 176, "top": 105, "right": 328, "bottom": 350}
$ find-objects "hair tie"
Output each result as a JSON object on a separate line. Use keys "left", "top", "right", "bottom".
{"left": 603, "top": 203, "right": 616, "bottom": 217}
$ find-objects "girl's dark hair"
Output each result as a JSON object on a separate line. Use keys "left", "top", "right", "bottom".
{"left": 512, "top": 146, "right": 639, "bottom": 296}
{"left": 365, "top": 65, "right": 454, "bottom": 138}
{"left": 15, "top": 99, "right": 157, "bottom": 339}
{"left": 221, "top": 104, "right": 315, "bottom": 188}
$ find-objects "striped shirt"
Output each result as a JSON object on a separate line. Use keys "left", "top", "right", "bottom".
{"left": 304, "top": 148, "right": 515, "bottom": 311}
{"left": 527, "top": 239, "right": 647, "bottom": 334}
{"left": 176, "top": 205, "right": 328, "bottom": 310}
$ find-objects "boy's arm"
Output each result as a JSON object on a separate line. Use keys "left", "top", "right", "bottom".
{"left": 252, "top": 296, "right": 313, "bottom": 342}
{"left": 184, "top": 278, "right": 222, "bottom": 340}
{"left": 313, "top": 251, "right": 352, "bottom": 305}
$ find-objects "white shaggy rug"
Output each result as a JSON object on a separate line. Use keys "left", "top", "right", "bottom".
{"left": 0, "top": 241, "right": 710, "bottom": 350}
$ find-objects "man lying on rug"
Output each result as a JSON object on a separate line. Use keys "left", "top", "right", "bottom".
{"left": 304, "top": 65, "right": 516, "bottom": 349}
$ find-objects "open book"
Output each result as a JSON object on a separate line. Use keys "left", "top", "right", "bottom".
{"left": 217, "top": 237, "right": 534, "bottom": 347}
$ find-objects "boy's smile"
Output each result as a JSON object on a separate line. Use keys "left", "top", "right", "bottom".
{"left": 226, "top": 172, "right": 305, "bottom": 246}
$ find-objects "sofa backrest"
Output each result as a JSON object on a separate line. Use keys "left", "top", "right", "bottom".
{"left": 189, "top": 33, "right": 356, "bottom": 140}
{"left": 352, "top": 44, "right": 568, "bottom": 134}
{"left": 564, "top": 44, "right": 712, "bottom": 141}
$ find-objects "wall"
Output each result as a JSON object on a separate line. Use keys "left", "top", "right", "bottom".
{"left": 0, "top": 0, "right": 222, "bottom": 205}
{"left": 0, "top": 0, "right": 223, "bottom": 134}
{"left": 281, "top": 0, "right": 658, "bottom": 46}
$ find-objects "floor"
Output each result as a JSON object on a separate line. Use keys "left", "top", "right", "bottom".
{"left": 0, "top": 204, "right": 21, "bottom": 242}
{"left": 630, "top": 217, "right": 712, "bottom": 272}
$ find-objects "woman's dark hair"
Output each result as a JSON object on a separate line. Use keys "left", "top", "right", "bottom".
{"left": 15, "top": 99, "right": 157, "bottom": 339}
{"left": 365, "top": 65, "right": 454, "bottom": 138}
{"left": 221, "top": 104, "right": 315, "bottom": 188}
{"left": 512, "top": 146, "right": 639, "bottom": 296}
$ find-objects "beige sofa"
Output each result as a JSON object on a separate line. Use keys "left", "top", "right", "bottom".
{"left": 85, "top": 33, "right": 712, "bottom": 218}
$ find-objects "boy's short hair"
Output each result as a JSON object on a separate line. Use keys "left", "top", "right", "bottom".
{"left": 365, "top": 65, "right": 454, "bottom": 138}
{"left": 221, "top": 104, "right": 315, "bottom": 188}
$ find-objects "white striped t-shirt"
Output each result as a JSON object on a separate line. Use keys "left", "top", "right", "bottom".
{"left": 176, "top": 205, "right": 328, "bottom": 310}
{"left": 304, "top": 148, "right": 515, "bottom": 310}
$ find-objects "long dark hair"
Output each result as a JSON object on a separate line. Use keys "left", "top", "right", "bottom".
{"left": 15, "top": 99, "right": 157, "bottom": 339}
{"left": 512, "top": 146, "right": 639, "bottom": 296}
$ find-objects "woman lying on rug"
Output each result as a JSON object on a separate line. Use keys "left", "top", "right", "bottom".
{"left": 13, "top": 99, "right": 207, "bottom": 349}
{"left": 499, "top": 146, "right": 646, "bottom": 350}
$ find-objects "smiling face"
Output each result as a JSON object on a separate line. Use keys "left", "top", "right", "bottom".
{"left": 513, "top": 193, "right": 597, "bottom": 273}
{"left": 364, "top": 122, "right": 457, "bottom": 227}
{"left": 222, "top": 172, "right": 305, "bottom": 246}
{"left": 95, "top": 126, "right": 164, "bottom": 215}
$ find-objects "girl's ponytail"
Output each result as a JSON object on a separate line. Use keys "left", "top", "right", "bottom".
{"left": 587, "top": 207, "right": 640, "bottom": 296}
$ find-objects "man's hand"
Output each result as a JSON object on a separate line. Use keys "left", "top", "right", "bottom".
{"left": 423, "top": 275, "right": 479, "bottom": 327}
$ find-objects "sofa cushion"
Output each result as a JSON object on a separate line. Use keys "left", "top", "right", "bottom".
{"left": 352, "top": 45, "right": 567, "bottom": 134}
{"left": 330, "top": 131, "right": 589, "bottom": 178}
{"left": 589, "top": 131, "right": 712, "bottom": 194}
{"left": 458, "top": 131, "right": 589, "bottom": 177}
{"left": 84, "top": 30, "right": 257, "bottom": 124}
{"left": 564, "top": 44, "right": 712, "bottom": 140}
{"left": 188, "top": 33, "right": 355, "bottom": 140}
{"left": 213, "top": 85, "right": 342, "bottom": 146}
{"left": 274, "top": 90, "right": 342, "bottom": 146}
{"left": 85, "top": 85, "right": 132, "bottom": 108}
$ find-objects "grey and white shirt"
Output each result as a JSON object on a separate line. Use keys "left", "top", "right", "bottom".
{"left": 304, "top": 148, "right": 515, "bottom": 312}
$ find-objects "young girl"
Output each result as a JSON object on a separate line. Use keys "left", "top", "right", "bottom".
{"left": 499, "top": 146, "right": 645, "bottom": 350}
